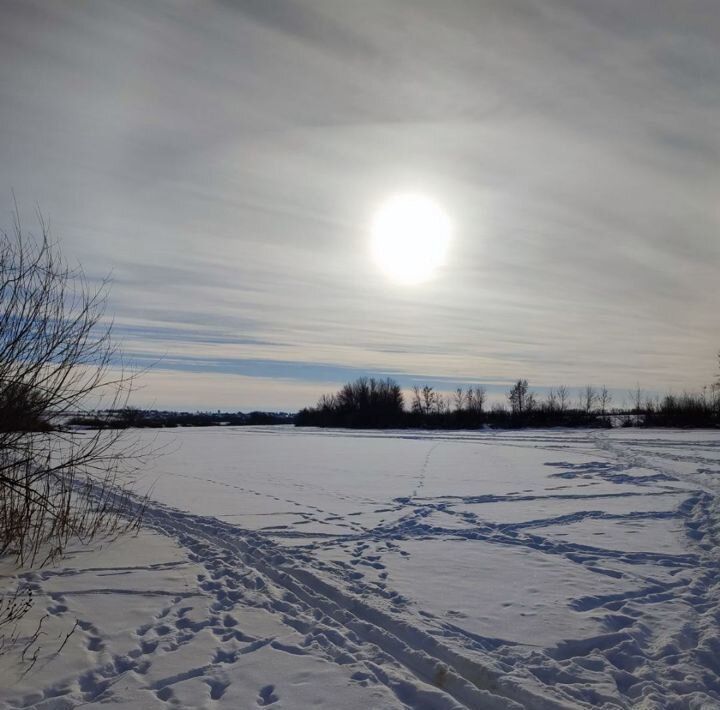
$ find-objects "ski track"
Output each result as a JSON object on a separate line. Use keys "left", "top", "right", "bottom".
{"left": 3, "top": 430, "right": 720, "bottom": 709}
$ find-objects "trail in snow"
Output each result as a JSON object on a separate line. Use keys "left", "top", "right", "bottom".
{"left": 1, "top": 428, "right": 719, "bottom": 709}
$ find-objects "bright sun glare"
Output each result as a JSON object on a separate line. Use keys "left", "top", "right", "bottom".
{"left": 371, "top": 194, "right": 451, "bottom": 285}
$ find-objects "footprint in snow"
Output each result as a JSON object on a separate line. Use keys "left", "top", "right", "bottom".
{"left": 87, "top": 635, "right": 104, "bottom": 652}
{"left": 76, "top": 619, "right": 105, "bottom": 653}
{"left": 257, "top": 684, "right": 279, "bottom": 706}
{"left": 445, "top": 609, "right": 467, "bottom": 619}
{"left": 205, "top": 677, "right": 230, "bottom": 700}
{"left": 156, "top": 686, "right": 174, "bottom": 702}
{"left": 48, "top": 593, "right": 68, "bottom": 615}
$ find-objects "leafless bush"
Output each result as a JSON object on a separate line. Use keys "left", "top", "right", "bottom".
{"left": 0, "top": 584, "right": 33, "bottom": 657}
{"left": 0, "top": 211, "right": 149, "bottom": 639}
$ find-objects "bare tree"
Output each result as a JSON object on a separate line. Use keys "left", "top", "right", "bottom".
{"left": 599, "top": 386, "right": 612, "bottom": 416}
{"left": 545, "top": 388, "right": 558, "bottom": 412}
{"left": 0, "top": 213, "right": 146, "bottom": 569}
{"left": 711, "top": 383, "right": 720, "bottom": 417}
{"left": 434, "top": 393, "right": 449, "bottom": 415}
{"left": 628, "top": 384, "right": 643, "bottom": 414}
{"left": 556, "top": 385, "right": 570, "bottom": 413}
{"left": 711, "top": 353, "right": 720, "bottom": 416}
{"left": 473, "top": 386, "right": 486, "bottom": 415}
{"left": 579, "top": 385, "right": 597, "bottom": 415}
{"left": 466, "top": 386, "right": 486, "bottom": 416}
{"left": 453, "top": 387, "right": 466, "bottom": 413}
{"left": 508, "top": 379, "right": 534, "bottom": 415}
{"left": 411, "top": 386, "right": 423, "bottom": 415}
{"left": 421, "top": 385, "right": 436, "bottom": 416}
{"left": 411, "top": 385, "right": 437, "bottom": 416}
{"left": 527, "top": 392, "right": 537, "bottom": 412}
{"left": 317, "top": 393, "right": 337, "bottom": 411}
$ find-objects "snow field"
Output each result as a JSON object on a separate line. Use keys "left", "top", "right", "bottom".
{"left": 1, "top": 427, "right": 719, "bottom": 708}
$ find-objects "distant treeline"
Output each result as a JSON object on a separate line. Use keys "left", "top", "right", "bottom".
{"left": 68, "top": 408, "right": 294, "bottom": 429}
{"left": 295, "top": 370, "right": 720, "bottom": 430}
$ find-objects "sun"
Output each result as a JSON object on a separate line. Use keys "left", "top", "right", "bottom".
{"left": 371, "top": 193, "right": 451, "bottom": 285}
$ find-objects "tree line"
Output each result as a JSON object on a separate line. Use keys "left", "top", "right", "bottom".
{"left": 69, "top": 408, "right": 294, "bottom": 429}
{"left": 295, "top": 368, "right": 720, "bottom": 430}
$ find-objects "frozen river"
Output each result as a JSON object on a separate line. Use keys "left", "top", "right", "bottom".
{"left": 3, "top": 426, "right": 719, "bottom": 709}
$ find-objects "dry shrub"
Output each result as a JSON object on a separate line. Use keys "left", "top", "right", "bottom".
{"left": 0, "top": 208, "right": 150, "bottom": 647}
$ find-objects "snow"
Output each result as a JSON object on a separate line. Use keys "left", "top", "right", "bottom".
{"left": 377, "top": 538, "right": 652, "bottom": 646}
{"left": 2, "top": 427, "right": 720, "bottom": 709}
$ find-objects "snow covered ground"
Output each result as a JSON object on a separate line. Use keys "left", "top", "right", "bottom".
{"left": 2, "top": 427, "right": 720, "bottom": 709}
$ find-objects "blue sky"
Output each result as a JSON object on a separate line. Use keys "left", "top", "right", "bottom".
{"left": 1, "top": 0, "right": 719, "bottom": 410}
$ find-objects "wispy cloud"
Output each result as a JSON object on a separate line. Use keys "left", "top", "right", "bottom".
{"left": 1, "top": 0, "right": 718, "bottom": 408}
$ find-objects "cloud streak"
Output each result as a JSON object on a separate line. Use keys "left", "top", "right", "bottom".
{"left": 1, "top": 0, "right": 718, "bottom": 408}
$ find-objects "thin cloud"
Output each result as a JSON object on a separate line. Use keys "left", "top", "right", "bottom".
{"left": 1, "top": 1, "right": 718, "bottom": 407}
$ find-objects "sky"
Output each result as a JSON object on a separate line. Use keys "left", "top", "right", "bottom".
{"left": 1, "top": 0, "right": 719, "bottom": 411}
